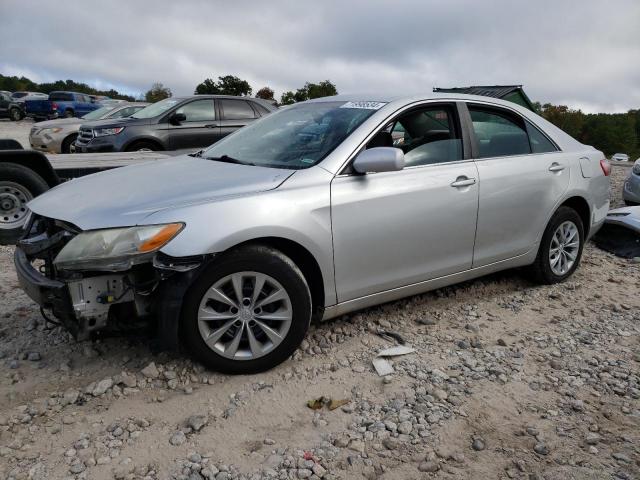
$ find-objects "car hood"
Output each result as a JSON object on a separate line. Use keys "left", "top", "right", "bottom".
{"left": 80, "top": 117, "right": 150, "bottom": 129}
{"left": 28, "top": 155, "right": 295, "bottom": 230}
{"left": 33, "top": 118, "right": 81, "bottom": 129}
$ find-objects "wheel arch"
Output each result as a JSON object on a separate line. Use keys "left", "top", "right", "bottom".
{"left": 0, "top": 150, "right": 59, "bottom": 188}
{"left": 123, "top": 137, "right": 165, "bottom": 151}
{"left": 559, "top": 195, "right": 591, "bottom": 237}
{"left": 227, "top": 237, "right": 326, "bottom": 321}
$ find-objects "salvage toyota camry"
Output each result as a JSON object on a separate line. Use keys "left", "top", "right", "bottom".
{"left": 15, "top": 93, "right": 610, "bottom": 373}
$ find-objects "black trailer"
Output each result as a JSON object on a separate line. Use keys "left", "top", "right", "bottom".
{"left": 0, "top": 141, "right": 186, "bottom": 244}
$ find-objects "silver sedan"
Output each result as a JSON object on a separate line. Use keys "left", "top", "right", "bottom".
{"left": 16, "top": 93, "right": 610, "bottom": 373}
{"left": 29, "top": 102, "right": 148, "bottom": 153}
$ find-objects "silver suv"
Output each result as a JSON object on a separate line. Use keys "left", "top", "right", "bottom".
{"left": 15, "top": 93, "right": 610, "bottom": 374}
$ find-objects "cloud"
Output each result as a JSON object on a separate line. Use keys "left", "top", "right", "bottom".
{"left": 0, "top": 0, "right": 638, "bottom": 112}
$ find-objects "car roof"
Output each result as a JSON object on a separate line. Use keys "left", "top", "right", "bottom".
{"left": 171, "top": 95, "right": 277, "bottom": 110}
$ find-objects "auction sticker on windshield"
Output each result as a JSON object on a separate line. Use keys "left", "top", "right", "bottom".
{"left": 340, "top": 101, "right": 387, "bottom": 110}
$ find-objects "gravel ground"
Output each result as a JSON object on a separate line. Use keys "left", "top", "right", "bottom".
{"left": 0, "top": 123, "right": 638, "bottom": 479}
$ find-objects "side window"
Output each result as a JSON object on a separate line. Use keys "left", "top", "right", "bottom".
{"left": 220, "top": 99, "right": 256, "bottom": 120}
{"left": 526, "top": 120, "right": 558, "bottom": 153}
{"left": 109, "top": 107, "right": 136, "bottom": 119}
{"left": 0, "top": 93, "right": 9, "bottom": 101}
{"left": 251, "top": 102, "right": 270, "bottom": 116}
{"left": 175, "top": 99, "right": 216, "bottom": 122}
{"left": 468, "top": 106, "right": 531, "bottom": 158}
{"left": 367, "top": 105, "right": 462, "bottom": 167}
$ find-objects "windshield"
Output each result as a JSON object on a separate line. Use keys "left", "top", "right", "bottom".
{"left": 131, "top": 98, "right": 179, "bottom": 119}
{"left": 82, "top": 106, "right": 115, "bottom": 120}
{"left": 202, "top": 101, "right": 380, "bottom": 169}
{"left": 12, "top": 92, "right": 28, "bottom": 98}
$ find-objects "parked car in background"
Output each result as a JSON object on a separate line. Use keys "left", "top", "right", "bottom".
{"left": 623, "top": 158, "right": 640, "bottom": 205}
{"left": 29, "top": 102, "right": 149, "bottom": 153}
{"left": 11, "top": 91, "right": 48, "bottom": 103}
{"left": 74, "top": 95, "right": 276, "bottom": 152}
{"left": 25, "top": 91, "right": 100, "bottom": 120}
{"left": 15, "top": 93, "right": 610, "bottom": 373}
{"left": 611, "top": 153, "right": 630, "bottom": 162}
{"left": 0, "top": 91, "right": 26, "bottom": 121}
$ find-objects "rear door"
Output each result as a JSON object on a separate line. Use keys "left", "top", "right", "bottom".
{"left": 466, "top": 102, "right": 570, "bottom": 266}
{"left": 168, "top": 99, "right": 219, "bottom": 150}
{"left": 217, "top": 98, "right": 259, "bottom": 139}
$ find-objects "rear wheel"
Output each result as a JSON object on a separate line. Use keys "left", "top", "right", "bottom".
{"left": 528, "top": 206, "right": 584, "bottom": 284}
{"left": 181, "top": 245, "right": 312, "bottom": 374}
{"left": 64, "top": 109, "right": 74, "bottom": 118}
{"left": 0, "top": 163, "right": 49, "bottom": 245}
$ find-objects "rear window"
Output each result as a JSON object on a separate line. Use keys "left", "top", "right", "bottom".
{"left": 49, "top": 92, "right": 74, "bottom": 102}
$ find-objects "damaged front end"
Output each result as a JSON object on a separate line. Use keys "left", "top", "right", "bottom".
{"left": 14, "top": 215, "right": 206, "bottom": 347}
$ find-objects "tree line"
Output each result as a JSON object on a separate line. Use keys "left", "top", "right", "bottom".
{"left": 535, "top": 103, "right": 640, "bottom": 159}
{"left": 3, "top": 72, "right": 637, "bottom": 159}
{"left": 143, "top": 76, "right": 338, "bottom": 106}
{"left": 0, "top": 74, "right": 135, "bottom": 101}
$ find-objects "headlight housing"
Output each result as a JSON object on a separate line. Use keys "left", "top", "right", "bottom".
{"left": 93, "top": 127, "right": 125, "bottom": 137}
{"left": 54, "top": 223, "right": 184, "bottom": 271}
{"left": 633, "top": 161, "right": 640, "bottom": 175}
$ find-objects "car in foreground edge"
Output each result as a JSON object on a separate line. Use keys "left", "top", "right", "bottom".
{"left": 14, "top": 92, "right": 610, "bottom": 374}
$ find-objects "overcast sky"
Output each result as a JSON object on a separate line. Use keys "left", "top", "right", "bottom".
{"left": 1, "top": 0, "right": 638, "bottom": 113}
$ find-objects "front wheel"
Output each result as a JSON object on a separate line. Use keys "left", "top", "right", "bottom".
{"left": 528, "top": 206, "right": 584, "bottom": 284}
{"left": 9, "top": 108, "right": 24, "bottom": 121}
{"left": 181, "top": 245, "right": 312, "bottom": 374}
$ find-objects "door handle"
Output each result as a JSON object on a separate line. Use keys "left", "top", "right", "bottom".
{"left": 204, "top": 123, "right": 219, "bottom": 128}
{"left": 548, "top": 163, "right": 565, "bottom": 172}
{"left": 450, "top": 177, "right": 476, "bottom": 188}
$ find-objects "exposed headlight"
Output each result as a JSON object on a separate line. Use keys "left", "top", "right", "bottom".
{"left": 54, "top": 223, "right": 184, "bottom": 271}
{"left": 93, "top": 127, "right": 125, "bottom": 137}
{"left": 633, "top": 162, "right": 640, "bottom": 175}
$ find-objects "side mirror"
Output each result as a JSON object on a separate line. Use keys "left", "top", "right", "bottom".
{"left": 169, "top": 112, "right": 186, "bottom": 125}
{"left": 352, "top": 147, "right": 404, "bottom": 174}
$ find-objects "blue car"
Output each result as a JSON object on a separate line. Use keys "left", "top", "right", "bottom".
{"left": 25, "top": 91, "right": 100, "bottom": 120}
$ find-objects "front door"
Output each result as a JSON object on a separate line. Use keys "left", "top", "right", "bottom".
{"left": 0, "top": 93, "right": 10, "bottom": 117}
{"left": 331, "top": 103, "right": 479, "bottom": 302}
{"left": 466, "top": 103, "right": 571, "bottom": 267}
{"left": 169, "top": 99, "right": 220, "bottom": 150}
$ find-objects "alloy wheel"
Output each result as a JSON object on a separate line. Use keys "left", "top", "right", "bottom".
{"left": 197, "top": 271, "right": 293, "bottom": 360}
{"left": 549, "top": 220, "right": 579, "bottom": 276}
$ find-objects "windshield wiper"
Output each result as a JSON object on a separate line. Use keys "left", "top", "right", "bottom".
{"left": 204, "top": 154, "right": 254, "bottom": 166}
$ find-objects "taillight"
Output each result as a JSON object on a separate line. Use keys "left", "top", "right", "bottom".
{"left": 600, "top": 159, "right": 610, "bottom": 176}
{"left": 51, "top": 102, "right": 58, "bottom": 111}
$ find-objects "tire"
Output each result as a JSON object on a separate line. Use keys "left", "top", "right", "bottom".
{"left": 528, "top": 206, "right": 584, "bottom": 284}
{"left": 0, "top": 163, "right": 49, "bottom": 245}
{"left": 64, "top": 109, "right": 74, "bottom": 118}
{"left": 61, "top": 134, "right": 78, "bottom": 154}
{"left": 9, "top": 108, "right": 24, "bottom": 121}
{"left": 125, "top": 140, "right": 161, "bottom": 152}
{"left": 181, "top": 245, "right": 312, "bottom": 374}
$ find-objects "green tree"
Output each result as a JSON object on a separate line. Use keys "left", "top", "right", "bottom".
{"left": 194, "top": 78, "right": 220, "bottom": 94}
{"left": 255, "top": 87, "right": 275, "bottom": 101}
{"left": 280, "top": 91, "right": 296, "bottom": 105}
{"left": 305, "top": 80, "right": 338, "bottom": 99}
{"left": 145, "top": 82, "right": 172, "bottom": 102}
{"left": 194, "top": 75, "right": 252, "bottom": 96}
{"left": 0, "top": 74, "right": 134, "bottom": 101}
{"left": 279, "top": 80, "right": 338, "bottom": 105}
